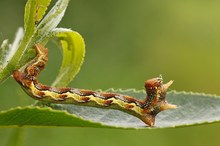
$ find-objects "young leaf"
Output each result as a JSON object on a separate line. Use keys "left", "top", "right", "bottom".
{"left": 23, "top": 0, "right": 70, "bottom": 64}
{"left": 31, "top": 0, "right": 52, "bottom": 24}
{"left": 24, "top": 0, "right": 36, "bottom": 36}
{"left": 50, "top": 28, "right": 85, "bottom": 87}
{"left": 0, "top": 28, "right": 24, "bottom": 79}
{"left": 35, "top": 0, "right": 70, "bottom": 42}
{"left": 0, "top": 28, "right": 24, "bottom": 68}
{"left": 1, "top": 90, "right": 220, "bottom": 129}
{"left": 0, "top": 0, "right": 69, "bottom": 84}
{"left": 24, "top": 0, "right": 51, "bottom": 32}
{"left": 0, "top": 39, "right": 10, "bottom": 68}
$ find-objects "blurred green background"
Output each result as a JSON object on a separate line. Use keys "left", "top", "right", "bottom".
{"left": 1, "top": 0, "right": 220, "bottom": 146}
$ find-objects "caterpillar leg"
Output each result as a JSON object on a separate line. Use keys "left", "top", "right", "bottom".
{"left": 13, "top": 44, "right": 176, "bottom": 127}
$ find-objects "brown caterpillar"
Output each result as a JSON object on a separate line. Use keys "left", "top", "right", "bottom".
{"left": 13, "top": 44, "right": 176, "bottom": 127}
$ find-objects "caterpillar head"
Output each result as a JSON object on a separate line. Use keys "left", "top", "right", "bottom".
{"left": 142, "top": 76, "right": 176, "bottom": 126}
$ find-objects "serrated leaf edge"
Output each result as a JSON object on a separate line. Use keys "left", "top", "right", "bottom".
{"left": 168, "top": 90, "right": 220, "bottom": 99}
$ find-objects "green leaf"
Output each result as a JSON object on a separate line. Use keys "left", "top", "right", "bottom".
{"left": 35, "top": 0, "right": 70, "bottom": 43}
{"left": 0, "top": 28, "right": 24, "bottom": 69}
{"left": 0, "top": 0, "right": 69, "bottom": 84}
{"left": 24, "top": 0, "right": 51, "bottom": 32}
{"left": 24, "top": 0, "right": 36, "bottom": 35}
{"left": 0, "top": 106, "right": 110, "bottom": 128}
{"left": 1, "top": 90, "right": 220, "bottom": 129}
{"left": 0, "top": 28, "right": 24, "bottom": 79}
{"left": 50, "top": 28, "right": 85, "bottom": 87}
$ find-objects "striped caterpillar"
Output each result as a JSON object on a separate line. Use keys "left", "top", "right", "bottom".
{"left": 13, "top": 44, "right": 176, "bottom": 127}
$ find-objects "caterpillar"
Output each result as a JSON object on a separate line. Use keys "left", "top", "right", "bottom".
{"left": 13, "top": 44, "right": 176, "bottom": 127}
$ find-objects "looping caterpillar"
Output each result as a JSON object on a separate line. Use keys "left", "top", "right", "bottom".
{"left": 13, "top": 44, "right": 176, "bottom": 127}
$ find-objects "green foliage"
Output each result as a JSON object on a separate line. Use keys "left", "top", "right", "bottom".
{"left": 0, "top": 0, "right": 71, "bottom": 84}
{"left": 50, "top": 28, "right": 85, "bottom": 87}
{"left": 0, "top": 0, "right": 220, "bottom": 131}
{"left": 24, "top": 0, "right": 51, "bottom": 31}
